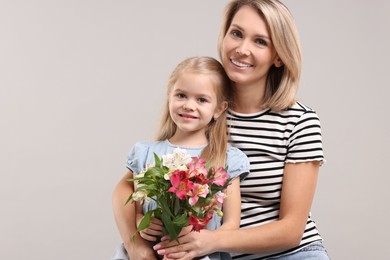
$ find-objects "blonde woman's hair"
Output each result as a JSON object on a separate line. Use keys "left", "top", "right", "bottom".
{"left": 157, "top": 56, "right": 232, "bottom": 168}
{"left": 218, "top": 0, "right": 302, "bottom": 111}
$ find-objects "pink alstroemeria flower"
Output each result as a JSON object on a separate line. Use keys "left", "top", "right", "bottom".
{"left": 189, "top": 215, "right": 212, "bottom": 232}
{"left": 188, "top": 183, "right": 209, "bottom": 206}
{"left": 188, "top": 157, "right": 208, "bottom": 179}
{"left": 168, "top": 170, "right": 193, "bottom": 200}
{"left": 212, "top": 167, "right": 229, "bottom": 186}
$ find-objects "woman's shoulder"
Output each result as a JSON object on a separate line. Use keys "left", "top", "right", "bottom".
{"left": 269, "top": 102, "right": 320, "bottom": 122}
{"left": 281, "top": 102, "right": 317, "bottom": 115}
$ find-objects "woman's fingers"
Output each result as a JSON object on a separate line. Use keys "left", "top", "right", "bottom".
{"left": 163, "top": 251, "right": 187, "bottom": 259}
{"left": 178, "top": 225, "right": 193, "bottom": 237}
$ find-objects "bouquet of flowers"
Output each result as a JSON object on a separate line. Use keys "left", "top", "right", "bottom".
{"left": 126, "top": 148, "right": 232, "bottom": 242}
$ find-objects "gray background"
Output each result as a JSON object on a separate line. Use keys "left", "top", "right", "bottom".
{"left": 1, "top": 0, "right": 389, "bottom": 259}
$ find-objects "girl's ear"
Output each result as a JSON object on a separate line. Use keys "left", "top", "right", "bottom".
{"left": 213, "top": 101, "right": 228, "bottom": 119}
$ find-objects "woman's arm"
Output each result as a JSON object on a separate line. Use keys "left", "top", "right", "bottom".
{"left": 112, "top": 170, "right": 157, "bottom": 259}
{"left": 218, "top": 178, "right": 241, "bottom": 230}
{"left": 155, "top": 161, "right": 319, "bottom": 258}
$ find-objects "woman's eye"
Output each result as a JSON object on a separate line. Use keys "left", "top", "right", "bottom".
{"left": 230, "top": 30, "right": 242, "bottom": 38}
{"left": 255, "top": 38, "right": 267, "bottom": 46}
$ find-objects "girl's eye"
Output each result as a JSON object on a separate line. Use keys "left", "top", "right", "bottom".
{"left": 198, "top": 97, "right": 207, "bottom": 103}
{"left": 177, "top": 93, "right": 186, "bottom": 99}
{"left": 255, "top": 38, "right": 267, "bottom": 46}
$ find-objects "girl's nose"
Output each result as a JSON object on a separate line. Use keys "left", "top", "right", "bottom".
{"left": 183, "top": 100, "right": 195, "bottom": 111}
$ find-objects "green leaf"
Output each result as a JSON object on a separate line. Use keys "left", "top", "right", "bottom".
{"left": 191, "top": 206, "right": 201, "bottom": 214}
{"left": 173, "top": 212, "right": 188, "bottom": 226}
{"left": 159, "top": 196, "right": 174, "bottom": 218}
{"left": 145, "top": 167, "right": 164, "bottom": 178}
{"left": 153, "top": 153, "right": 162, "bottom": 168}
{"left": 161, "top": 213, "right": 180, "bottom": 243}
{"left": 173, "top": 197, "right": 181, "bottom": 215}
{"left": 137, "top": 210, "right": 153, "bottom": 232}
{"left": 124, "top": 194, "right": 133, "bottom": 205}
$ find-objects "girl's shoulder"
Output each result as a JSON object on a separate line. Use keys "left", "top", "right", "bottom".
{"left": 127, "top": 140, "right": 167, "bottom": 162}
{"left": 226, "top": 146, "right": 250, "bottom": 178}
{"left": 131, "top": 140, "right": 167, "bottom": 151}
{"left": 226, "top": 145, "right": 247, "bottom": 159}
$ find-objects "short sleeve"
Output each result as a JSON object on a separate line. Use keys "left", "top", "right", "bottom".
{"left": 286, "top": 110, "right": 325, "bottom": 165}
{"left": 125, "top": 142, "right": 150, "bottom": 175}
{"left": 226, "top": 146, "right": 250, "bottom": 180}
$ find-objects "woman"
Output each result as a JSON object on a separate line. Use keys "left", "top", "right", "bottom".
{"left": 113, "top": 0, "right": 329, "bottom": 259}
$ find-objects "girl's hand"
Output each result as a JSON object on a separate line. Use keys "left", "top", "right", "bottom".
{"left": 137, "top": 216, "right": 164, "bottom": 241}
{"left": 154, "top": 227, "right": 213, "bottom": 260}
{"left": 128, "top": 245, "right": 158, "bottom": 260}
{"left": 125, "top": 235, "right": 159, "bottom": 260}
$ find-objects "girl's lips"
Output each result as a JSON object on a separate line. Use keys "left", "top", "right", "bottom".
{"left": 180, "top": 113, "right": 197, "bottom": 119}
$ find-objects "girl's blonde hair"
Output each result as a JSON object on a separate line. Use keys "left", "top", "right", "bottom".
{"left": 218, "top": 0, "right": 302, "bottom": 111}
{"left": 157, "top": 56, "right": 232, "bottom": 168}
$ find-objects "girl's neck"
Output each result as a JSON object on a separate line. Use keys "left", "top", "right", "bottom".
{"left": 232, "top": 82, "right": 266, "bottom": 114}
{"left": 168, "top": 131, "right": 208, "bottom": 147}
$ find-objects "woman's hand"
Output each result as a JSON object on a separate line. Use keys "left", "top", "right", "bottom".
{"left": 154, "top": 226, "right": 214, "bottom": 260}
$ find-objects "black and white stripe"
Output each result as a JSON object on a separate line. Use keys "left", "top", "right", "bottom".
{"left": 228, "top": 102, "right": 325, "bottom": 259}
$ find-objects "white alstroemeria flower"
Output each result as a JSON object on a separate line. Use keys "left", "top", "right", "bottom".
{"left": 132, "top": 172, "right": 149, "bottom": 202}
{"left": 132, "top": 190, "right": 148, "bottom": 202}
{"left": 162, "top": 148, "right": 192, "bottom": 171}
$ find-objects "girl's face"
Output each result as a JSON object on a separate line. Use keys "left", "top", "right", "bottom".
{"left": 221, "top": 5, "right": 281, "bottom": 89}
{"left": 169, "top": 72, "right": 227, "bottom": 139}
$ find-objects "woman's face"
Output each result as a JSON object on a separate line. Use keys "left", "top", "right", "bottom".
{"left": 221, "top": 5, "right": 280, "bottom": 89}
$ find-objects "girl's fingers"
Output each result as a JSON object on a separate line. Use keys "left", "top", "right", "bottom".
{"left": 140, "top": 231, "right": 158, "bottom": 241}
{"left": 145, "top": 225, "right": 163, "bottom": 235}
{"left": 150, "top": 217, "right": 164, "bottom": 226}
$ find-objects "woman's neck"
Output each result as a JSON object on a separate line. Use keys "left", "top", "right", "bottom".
{"left": 232, "top": 82, "right": 266, "bottom": 114}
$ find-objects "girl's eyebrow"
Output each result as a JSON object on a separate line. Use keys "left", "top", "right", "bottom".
{"left": 173, "top": 88, "right": 213, "bottom": 100}
{"left": 230, "top": 24, "right": 271, "bottom": 40}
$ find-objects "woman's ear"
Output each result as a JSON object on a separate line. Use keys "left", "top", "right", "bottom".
{"left": 213, "top": 101, "right": 228, "bottom": 119}
{"left": 274, "top": 56, "right": 284, "bottom": 68}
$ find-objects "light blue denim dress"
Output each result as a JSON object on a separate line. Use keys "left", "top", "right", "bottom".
{"left": 111, "top": 140, "right": 250, "bottom": 260}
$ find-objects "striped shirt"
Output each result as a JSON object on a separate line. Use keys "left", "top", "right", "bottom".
{"left": 227, "top": 102, "right": 325, "bottom": 260}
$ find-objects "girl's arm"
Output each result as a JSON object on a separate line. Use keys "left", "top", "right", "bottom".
{"left": 112, "top": 170, "right": 157, "bottom": 260}
{"left": 155, "top": 161, "right": 319, "bottom": 259}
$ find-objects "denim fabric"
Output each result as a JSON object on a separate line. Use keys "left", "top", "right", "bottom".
{"left": 110, "top": 243, "right": 217, "bottom": 260}
{"left": 110, "top": 244, "right": 128, "bottom": 260}
{"left": 268, "top": 241, "right": 330, "bottom": 260}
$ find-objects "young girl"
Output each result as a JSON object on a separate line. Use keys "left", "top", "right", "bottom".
{"left": 111, "top": 56, "right": 250, "bottom": 260}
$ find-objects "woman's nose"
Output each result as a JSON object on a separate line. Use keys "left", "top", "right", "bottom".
{"left": 236, "top": 40, "right": 250, "bottom": 56}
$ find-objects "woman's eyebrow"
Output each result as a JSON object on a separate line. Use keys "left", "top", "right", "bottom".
{"left": 231, "top": 23, "right": 271, "bottom": 40}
